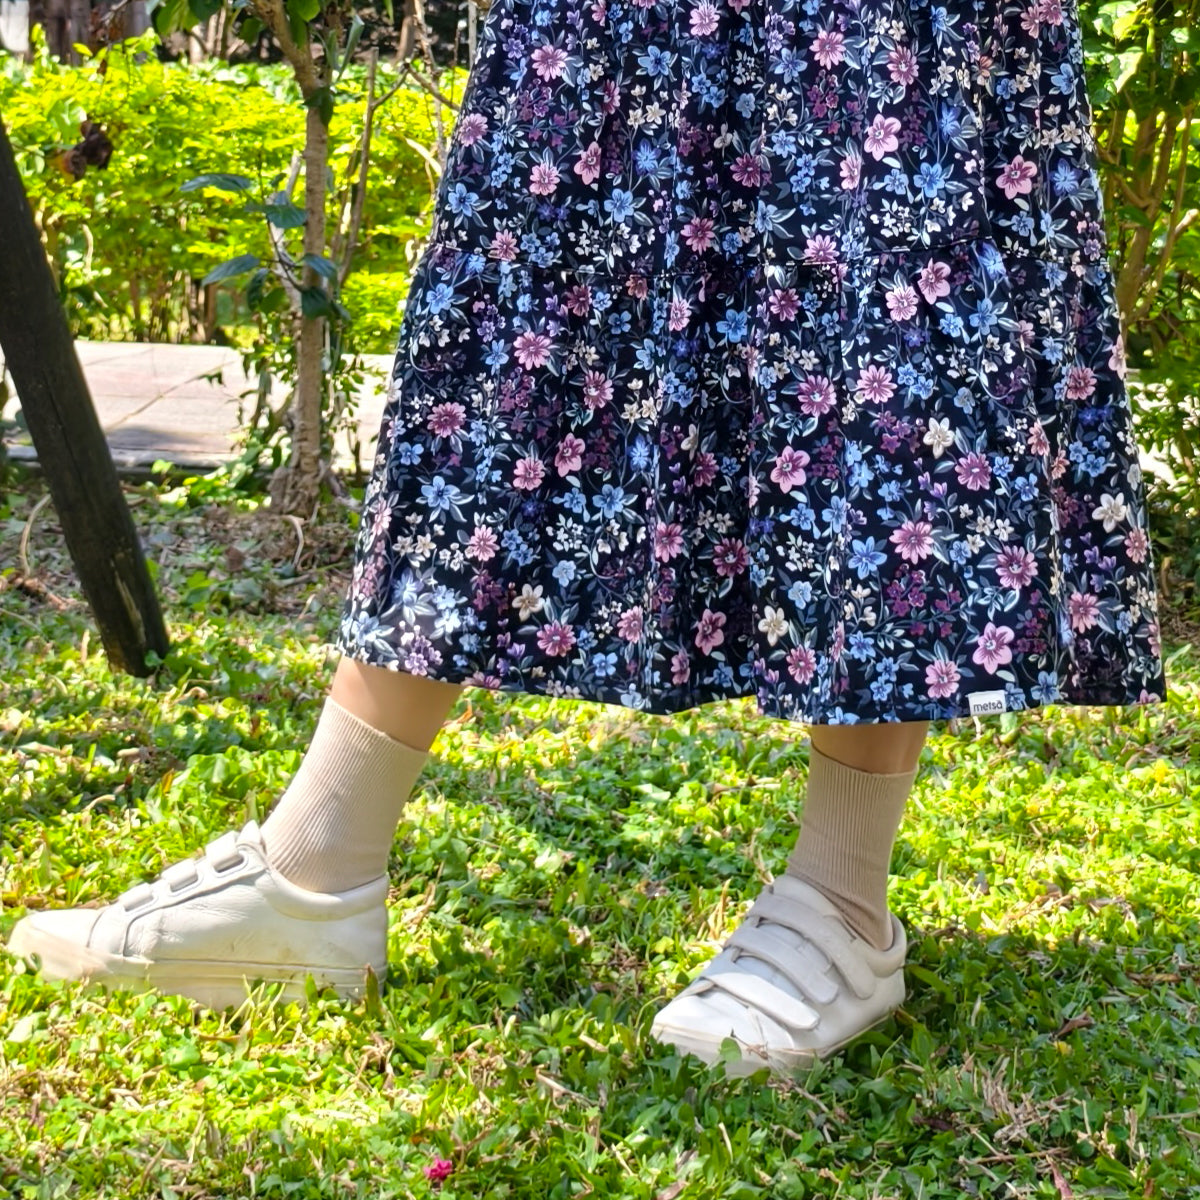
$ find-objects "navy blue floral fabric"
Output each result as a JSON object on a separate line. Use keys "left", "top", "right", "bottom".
{"left": 337, "top": 0, "right": 1166, "bottom": 723}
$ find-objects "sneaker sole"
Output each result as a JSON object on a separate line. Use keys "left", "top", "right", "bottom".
{"left": 8, "top": 920, "right": 384, "bottom": 1011}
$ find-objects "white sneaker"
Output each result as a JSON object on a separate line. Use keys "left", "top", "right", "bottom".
{"left": 6, "top": 821, "right": 388, "bottom": 1010}
{"left": 650, "top": 876, "right": 907, "bottom": 1077}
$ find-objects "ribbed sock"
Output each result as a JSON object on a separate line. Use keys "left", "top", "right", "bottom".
{"left": 260, "top": 698, "right": 429, "bottom": 893}
{"left": 784, "top": 746, "right": 916, "bottom": 950}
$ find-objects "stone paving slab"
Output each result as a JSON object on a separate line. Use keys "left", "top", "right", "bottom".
{"left": 2, "top": 340, "right": 393, "bottom": 474}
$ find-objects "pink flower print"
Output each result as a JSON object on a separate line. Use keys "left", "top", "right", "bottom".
{"left": 1068, "top": 591, "right": 1100, "bottom": 632}
{"left": 694, "top": 608, "right": 727, "bottom": 654}
{"left": 925, "top": 659, "right": 961, "bottom": 699}
{"left": 514, "top": 330, "right": 553, "bottom": 370}
{"left": 864, "top": 114, "right": 902, "bottom": 160}
{"left": 1065, "top": 365, "right": 1098, "bottom": 400}
{"left": 655, "top": 522, "right": 685, "bottom": 561}
{"left": 1020, "top": 2, "right": 1042, "bottom": 34}
{"left": 887, "top": 45, "right": 918, "bottom": 86}
{"left": 885, "top": 284, "right": 919, "bottom": 321}
{"left": 686, "top": 217, "right": 710, "bottom": 252}
{"left": 1038, "top": 0, "right": 1064, "bottom": 25}
{"left": 855, "top": 364, "right": 896, "bottom": 405}
{"left": 713, "top": 538, "right": 749, "bottom": 578}
{"left": 531, "top": 44, "right": 569, "bottom": 80}
{"left": 731, "top": 154, "right": 766, "bottom": 187}
{"left": 513, "top": 455, "right": 546, "bottom": 490}
{"left": 1028, "top": 421, "right": 1050, "bottom": 456}
{"left": 972, "top": 623, "right": 1014, "bottom": 673}
{"left": 669, "top": 298, "right": 692, "bottom": 330}
{"left": 771, "top": 446, "right": 811, "bottom": 492}
{"left": 997, "top": 155, "right": 1036, "bottom": 200}
{"left": 555, "top": 434, "right": 586, "bottom": 476}
{"left": 1108, "top": 338, "right": 1128, "bottom": 378}
{"left": 689, "top": 0, "right": 719, "bottom": 35}
{"left": 583, "top": 370, "right": 613, "bottom": 409}
{"left": 427, "top": 402, "right": 466, "bottom": 438}
{"left": 955, "top": 452, "right": 992, "bottom": 491}
{"left": 563, "top": 285, "right": 592, "bottom": 316}
{"left": 489, "top": 231, "right": 520, "bottom": 262}
{"left": 626, "top": 273, "right": 649, "bottom": 300}
{"left": 917, "top": 261, "right": 951, "bottom": 304}
{"left": 890, "top": 519, "right": 934, "bottom": 563}
{"left": 1125, "top": 527, "right": 1150, "bottom": 564}
{"left": 574, "top": 141, "right": 602, "bottom": 186}
{"left": 616, "top": 606, "right": 644, "bottom": 642}
{"left": 995, "top": 545, "right": 1037, "bottom": 590}
{"left": 787, "top": 644, "right": 817, "bottom": 684}
{"left": 803, "top": 235, "right": 838, "bottom": 265}
{"left": 671, "top": 649, "right": 691, "bottom": 685}
{"left": 797, "top": 374, "right": 837, "bottom": 416}
{"left": 768, "top": 288, "right": 800, "bottom": 322}
{"left": 466, "top": 525, "right": 498, "bottom": 561}
{"left": 457, "top": 113, "right": 488, "bottom": 146}
{"left": 537, "top": 621, "right": 578, "bottom": 657}
{"left": 811, "top": 28, "right": 846, "bottom": 68}
{"left": 840, "top": 151, "right": 862, "bottom": 190}
{"left": 693, "top": 451, "right": 718, "bottom": 487}
{"left": 530, "top": 156, "right": 560, "bottom": 196}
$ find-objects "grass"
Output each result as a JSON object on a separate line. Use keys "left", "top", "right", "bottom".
{"left": 1, "top": 475, "right": 1198, "bottom": 1199}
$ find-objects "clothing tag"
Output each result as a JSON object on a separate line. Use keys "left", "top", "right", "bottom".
{"left": 968, "top": 690, "right": 1007, "bottom": 717}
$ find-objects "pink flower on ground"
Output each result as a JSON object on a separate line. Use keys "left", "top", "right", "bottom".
{"left": 689, "top": 0, "right": 720, "bottom": 35}
{"left": 856, "top": 364, "right": 896, "bottom": 405}
{"left": 1068, "top": 591, "right": 1100, "bottom": 632}
{"left": 531, "top": 44, "right": 569, "bottom": 80}
{"left": 972, "top": 623, "right": 1014, "bottom": 674}
{"left": 1125, "top": 527, "right": 1150, "bottom": 564}
{"left": 427, "top": 402, "right": 466, "bottom": 437}
{"left": 769, "top": 288, "right": 800, "bottom": 322}
{"left": 513, "top": 456, "right": 546, "bottom": 491}
{"left": 886, "top": 284, "right": 919, "bottom": 321}
{"left": 529, "top": 158, "right": 560, "bottom": 196}
{"left": 995, "top": 545, "right": 1038, "bottom": 590}
{"left": 555, "top": 435, "right": 586, "bottom": 476}
{"left": 616, "top": 607, "right": 644, "bottom": 642}
{"left": 655, "top": 522, "right": 685, "bottom": 561}
{"left": 812, "top": 29, "right": 846, "bottom": 68}
{"left": 997, "top": 155, "right": 1036, "bottom": 200}
{"left": 694, "top": 608, "right": 727, "bottom": 654}
{"left": 1065, "top": 365, "right": 1097, "bottom": 400}
{"left": 890, "top": 519, "right": 934, "bottom": 563}
{"left": 466, "top": 525, "right": 498, "bottom": 561}
{"left": 955, "top": 452, "right": 992, "bottom": 491}
{"left": 771, "top": 446, "right": 810, "bottom": 492}
{"left": 686, "top": 217, "right": 710, "bottom": 252}
{"left": 574, "top": 142, "right": 603, "bottom": 186}
{"left": 787, "top": 645, "right": 817, "bottom": 684}
{"left": 797, "top": 375, "right": 837, "bottom": 416}
{"left": 514, "top": 331, "right": 553, "bottom": 370}
{"left": 918, "top": 261, "right": 951, "bottom": 304}
{"left": 713, "top": 538, "right": 749, "bottom": 578}
{"left": 925, "top": 659, "right": 961, "bottom": 699}
{"left": 425, "top": 1159, "right": 454, "bottom": 1185}
{"left": 864, "top": 114, "right": 902, "bottom": 160}
{"left": 537, "top": 622, "right": 577, "bottom": 657}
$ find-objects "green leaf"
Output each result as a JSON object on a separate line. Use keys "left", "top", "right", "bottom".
{"left": 201, "top": 254, "right": 261, "bottom": 285}
{"left": 179, "top": 173, "right": 255, "bottom": 195}
{"left": 300, "top": 286, "right": 334, "bottom": 318}
{"left": 151, "top": 0, "right": 193, "bottom": 36}
{"left": 306, "top": 85, "right": 335, "bottom": 126}
{"left": 188, "top": 0, "right": 223, "bottom": 21}
{"left": 248, "top": 200, "right": 307, "bottom": 229}
{"left": 287, "top": 0, "right": 321, "bottom": 21}
{"left": 300, "top": 254, "right": 338, "bottom": 282}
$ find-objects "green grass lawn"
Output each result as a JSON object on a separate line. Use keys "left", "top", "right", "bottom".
{"left": 1, "top": 480, "right": 1198, "bottom": 1199}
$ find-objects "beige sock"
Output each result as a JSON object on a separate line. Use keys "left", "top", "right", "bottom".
{"left": 260, "top": 698, "right": 429, "bottom": 893}
{"left": 784, "top": 745, "right": 916, "bottom": 950}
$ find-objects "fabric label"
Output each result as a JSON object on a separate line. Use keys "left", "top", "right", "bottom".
{"left": 968, "top": 690, "right": 1007, "bottom": 717}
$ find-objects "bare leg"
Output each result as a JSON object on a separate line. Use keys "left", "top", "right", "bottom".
{"left": 329, "top": 657, "right": 463, "bottom": 749}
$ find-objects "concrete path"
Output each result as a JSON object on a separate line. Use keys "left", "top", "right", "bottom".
{"left": 2, "top": 341, "right": 393, "bottom": 474}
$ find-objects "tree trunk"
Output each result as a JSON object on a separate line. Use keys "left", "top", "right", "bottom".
{"left": 270, "top": 102, "right": 328, "bottom": 516}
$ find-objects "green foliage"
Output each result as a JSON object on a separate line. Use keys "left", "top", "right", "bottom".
{"left": 1, "top": 479, "right": 1200, "bottom": 1198}
{"left": 0, "top": 33, "right": 447, "bottom": 353}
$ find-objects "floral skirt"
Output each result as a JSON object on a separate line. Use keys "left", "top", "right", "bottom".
{"left": 336, "top": 0, "right": 1167, "bottom": 723}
